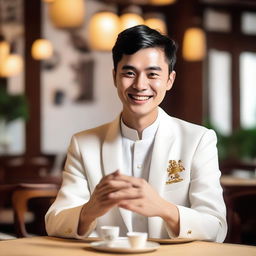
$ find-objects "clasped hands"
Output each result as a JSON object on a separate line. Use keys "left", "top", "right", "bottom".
{"left": 84, "top": 170, "right": 168, "bottom": 219}
{"left": 79, "top": 170, "right": 179, "bottom": 236}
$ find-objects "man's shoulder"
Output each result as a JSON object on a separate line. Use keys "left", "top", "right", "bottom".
{"left": 163, "top": 115, "right": 216, "bottom": 145}
{"left": 73, "top": 122, "right": 112, "bottom": 140}
{"left": 160, "top": 109, "right": 210, "bottom": 136}
{"left": 171, "top": 116, "right": 207, "bottom": 132}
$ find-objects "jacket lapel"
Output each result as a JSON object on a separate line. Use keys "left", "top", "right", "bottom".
{"left": 102, "top": 114, "right": 132, "bottom": 232}
{"left": 148, "top": 109, "right": 176, "bottom": 238}
{"left": 102, "top": 115, "right": 123, "bottom": 176}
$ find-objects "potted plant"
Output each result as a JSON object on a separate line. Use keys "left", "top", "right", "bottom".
{"left": 0, "top": 85, "right": 29, "bottom": 152}
{"left": 204, "top": 120, "right": 256, "bottom": 163}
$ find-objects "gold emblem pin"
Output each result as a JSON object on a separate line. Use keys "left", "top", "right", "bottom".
{"left": 166, "top": 160, "right": 185, "bottom": 184}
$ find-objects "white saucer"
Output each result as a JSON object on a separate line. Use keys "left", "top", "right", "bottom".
{"left": 90, "top": 239, "right": 160, "bottom": 253}
{"left": 149, "top": 238, "right": 196, "bottom": 244}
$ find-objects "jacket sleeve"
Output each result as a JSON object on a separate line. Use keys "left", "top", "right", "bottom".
{"left": 45, "top": 135, "right": 96, "bottom": 239}
{"left": 167, "top": 129, "right": 227, "bottom": 242}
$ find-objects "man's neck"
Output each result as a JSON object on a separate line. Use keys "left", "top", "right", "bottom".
{"left": 121, "top": 110, "right": 158, "bottom": 139}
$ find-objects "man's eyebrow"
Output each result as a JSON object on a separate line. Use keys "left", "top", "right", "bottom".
{"left": 146, "top": 66, "right": 162, "bottom": 71}
{"left": 121, "top": 65, "right": 162, "bottom": 71}
{"left": 121, "top": 65, "right": 136, "bottom": 71}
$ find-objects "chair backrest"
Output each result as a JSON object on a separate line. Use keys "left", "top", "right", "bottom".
{"left": 0, "top": 155, "right": 57, "bottom": 184}
{"left": 0, "top": 185, "right": 19, "bottom": 239}
{"left": 224, "top": 186, "right": 256, "bottom": 244}
{"left": 12, "top": 183, "right": 58, "bottom": 238}
{"left": 220, "top": 160, "right": 256, "bottom": 175}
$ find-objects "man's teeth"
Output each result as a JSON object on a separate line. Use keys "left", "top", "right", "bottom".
{"left": 130, "top": 95, "right": 150, "bottom": 100}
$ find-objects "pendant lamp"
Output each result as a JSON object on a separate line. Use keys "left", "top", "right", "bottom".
{"left": 31, "top": 39, "right": 53, "bottom": 60}
{"left": 48, "top": 0, "right": 85, "bottom": 29}
{"left": 0, "top": 54, "right": 23, "bottom": 77}
{"left": 182, "top": 27, "right": 206, "bottom": 61}
{"left": 149, "top": 0, "right": 176, "bottom": 5}
{"left": 88, "top": 11, "right": 120, "bottom": 51}
{"left": 120, "top": 6, "right": 144, "bottom": 31}
{"left": 0, "top": 41, "right": 10, "bottom": 59}
{"left": 144, "top": 13, "right": 167, "bottom": 34}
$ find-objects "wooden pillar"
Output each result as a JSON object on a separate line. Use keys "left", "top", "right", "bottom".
{"left": 24, "top": 0, "right": 41, "bottom": 156}
{"left": 160, "top": 0, "right": 204, "bottom": 125}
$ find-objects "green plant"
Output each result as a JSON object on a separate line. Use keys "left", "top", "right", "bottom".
{"left": 0, "top": 86, "right": 29, "bottom": 123}
{"left": 204, "top": 120, "right": 256, "bottom": 161}
{"left": 231, "top": 127, "right": 256, "bottom": 159}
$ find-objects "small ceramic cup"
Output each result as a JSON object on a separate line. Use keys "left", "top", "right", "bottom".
{"left": 127, "top": 232, "right": 148, "bottom": 249}
{"left": 100, "top": 226, "right": 120, "bottom": 243}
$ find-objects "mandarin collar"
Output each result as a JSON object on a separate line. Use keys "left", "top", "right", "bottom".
{"left": 121, "top": 113, "right": 160, "bottom": 141}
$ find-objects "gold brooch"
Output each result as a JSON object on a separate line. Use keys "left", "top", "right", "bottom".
{"left": 166, "top": 160, "right": 185, "bottom": 184}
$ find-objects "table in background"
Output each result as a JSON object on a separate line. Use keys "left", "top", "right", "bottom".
{"left": 221, "top": 175, "right": 256, "bottom": 244}
{"left": 0, "top": 236, "right": 255, "bottom": 256}
{"left": 221, "top": 175, "right": 256, "bottom": 187}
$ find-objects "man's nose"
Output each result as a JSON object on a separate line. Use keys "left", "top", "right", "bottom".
{"left": 133, "top": 74, "right": 148, "bottom": 91}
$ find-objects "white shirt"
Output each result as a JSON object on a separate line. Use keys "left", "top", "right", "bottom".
{"left": 120, "top": 116, "right": 160, "bottom": 232}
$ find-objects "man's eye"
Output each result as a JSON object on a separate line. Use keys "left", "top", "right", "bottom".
{"left": 148, "top": 73, "right": 159, "bottom": 78}
{"left": 123, "top": 71, "right": 135, "bottom": 77}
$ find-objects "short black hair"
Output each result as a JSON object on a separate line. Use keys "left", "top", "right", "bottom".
{"left": 112, "top": 25, "right": 177, "bottom": 74}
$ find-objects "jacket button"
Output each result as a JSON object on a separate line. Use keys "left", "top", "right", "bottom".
{"left": 65, "top": 228, "right": 72, "bottom": 234}
{"left": 187, "top": 230, "right": 192, "bottom": 235}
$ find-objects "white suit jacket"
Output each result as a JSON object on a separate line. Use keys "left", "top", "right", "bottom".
{"left": 45, "top": 108, "right": 227, "bottom": 242}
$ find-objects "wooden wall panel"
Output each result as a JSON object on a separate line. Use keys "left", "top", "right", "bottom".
{"left": 24, "top": 0, "right": 41, "bottom": 156}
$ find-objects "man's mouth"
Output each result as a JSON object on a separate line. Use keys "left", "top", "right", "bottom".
{"left": 128, "top": 94, "right": 153, "bottom": 101}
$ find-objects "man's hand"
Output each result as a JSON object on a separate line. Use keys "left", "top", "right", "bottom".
{"left": 109, "top": 174, "right": 180, "bottom": 236}
{"left": 108, "top": 174, "right": 167, "bottom": 217}
{"left": 83, "top": 170, "right": 133, "bottom": 218}
{"left": 78, "top": 171, "right": 179, "bottom": 236}
{"left": 78, "top": 170, "right": 131, "bottom": 235}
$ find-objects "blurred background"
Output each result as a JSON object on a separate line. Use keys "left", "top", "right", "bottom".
{"left": 0, "top": 0, "right": 256, "bottom": 245}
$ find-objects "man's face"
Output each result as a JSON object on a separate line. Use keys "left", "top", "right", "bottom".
{"left": 113, "top": 47, "right": 175, "bottom": 125}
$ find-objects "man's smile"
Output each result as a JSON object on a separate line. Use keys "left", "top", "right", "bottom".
{"left": 128, "top": 94, "right": 153, "bottom": 101}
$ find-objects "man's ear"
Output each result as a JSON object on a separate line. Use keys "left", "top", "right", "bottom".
{"left": 112, "top": 69, "right": 117, "bottom": 88}
{"left": 167, "top": 71, "right": 176, "bottom": 91}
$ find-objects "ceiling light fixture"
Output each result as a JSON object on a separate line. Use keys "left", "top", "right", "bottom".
{"left": 48, "top": 0, "right": 86, "bottom": 29}
{"left": 31, "top": 39, "right": 53, "bottom": 60}
{"left": 120, "top": 5, "right": 144, "bottom": 31}
{"left": 182, "top": 27, "right": 206, "bottom": 61}
{"left": 88, "top": 11, "right": 120, "bottom": 51}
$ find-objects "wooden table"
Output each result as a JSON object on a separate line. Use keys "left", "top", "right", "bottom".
{"left": 0, "top": 236, "right": 255, "bottom": 256}
{"left": 221, "top": 175, "right": 256, "bottom": 187}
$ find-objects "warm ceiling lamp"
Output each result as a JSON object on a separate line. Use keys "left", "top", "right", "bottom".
{"left": 182, "top": 27, "right": 206, "bottom": 61}
{"left": 31, "top": 39, "right": 53, "bottom": 60}
{"left": 0, "top": 54, "right": 23, "bottom": 77}
{"left": 120, "top": 6, "right": 144, "bottom": 32}
{"left": 0, "top": 41, "right": 10, "bottom": 59}
{"left": 88, "top": 11, "right": 120, "bottom": 51}
{"left": 149, "top": 0, "right": 176, "bottom": 5}
{"left": 48, "top": 0, "right": 85, "bottom": 28}
{"left": 144, "top": 13, "right": 167, "bottom": 34}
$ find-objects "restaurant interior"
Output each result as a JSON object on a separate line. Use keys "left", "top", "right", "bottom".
{"left": 0, "top": 0, "right": 256, "bottom": 246}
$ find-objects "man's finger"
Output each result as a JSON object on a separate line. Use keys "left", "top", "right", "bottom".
{"left": 108, "top": 187, "right": 143, "bottom": 200}
{"left": 113, "top": 174, "right": 146, "bottom": 188}
{"left": 97, "top": 180, "right": 132, "bottom": 196}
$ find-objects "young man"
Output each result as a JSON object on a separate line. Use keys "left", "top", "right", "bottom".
{"left": 45, "top": 25, "right": 227, "bottom": 242}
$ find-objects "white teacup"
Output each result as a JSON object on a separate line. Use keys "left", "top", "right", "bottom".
{"left": 127, "top": 232, "right": 148, "bottom": 249}
{"left": 100, "top": 226, "right": 119, "bottom": 243}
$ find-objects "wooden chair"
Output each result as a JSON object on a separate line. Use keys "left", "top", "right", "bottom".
{"left": 220, "top": 160, "right": 256, "bottom": 175}
{"left": 220, "top": 160, "right": 256, "bottom": 244}
{"left": 0, "top": 184, "right": 18, "bottom": 240}
{"left": 1, "top": 155, "right": 56, "bottom": 184}
{"left": 12, "top": 183, "right": 58, "bottom": 238}
{"left": 224, "top": 186, "right": 256, "bottom": 245}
